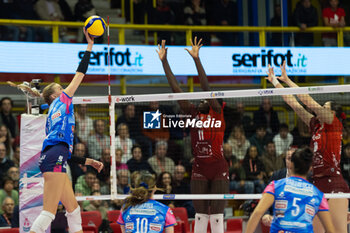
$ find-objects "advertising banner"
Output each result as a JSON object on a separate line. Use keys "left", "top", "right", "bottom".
{"left": 0, "top": 42, "right": 348, "bottom": 76}
{"left": 19, "top": 114, "right": 47, "bottom": 233}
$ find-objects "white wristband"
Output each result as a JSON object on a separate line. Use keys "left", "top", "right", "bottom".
{"left": 271, "top": 75, "right": 280, "bottom": 86}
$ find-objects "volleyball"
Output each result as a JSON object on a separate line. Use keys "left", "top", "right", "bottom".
{"left": 84, "top": 15, "right": 106, "bottom": 38}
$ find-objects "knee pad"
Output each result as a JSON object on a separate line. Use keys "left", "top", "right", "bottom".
{"left": 194, "top": 213, "right": 209, "bottom": 233}
{"left": 210, "top": 214, "right": 224, "bottom": 233}
{"left": 65, "top": 206, "right": 82, "bottom": 233}
{"left": 30, "top": 210, "right": 55, "bottom": 233}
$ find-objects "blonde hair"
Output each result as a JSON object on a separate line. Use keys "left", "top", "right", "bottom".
{"left": 42, "top": 83, "right": 58, "bottom": 105}
{"left": 123, "top": 173, "right": 161, "bottom": 211}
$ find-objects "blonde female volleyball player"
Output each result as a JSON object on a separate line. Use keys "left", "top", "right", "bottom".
{"left": 246, "top": 147, "right": 335, "bottom": 233}
{"left": 157, "top": 38, "right": 229, "bottom": 233}
{"left": 30, "top": 28, "right": 104, "bottom": 233}
{"left": 117, "top": 174, "right": 177, "bottom": 233}
{"left": 266, "top": 62, "right": 349, "bottom": 233}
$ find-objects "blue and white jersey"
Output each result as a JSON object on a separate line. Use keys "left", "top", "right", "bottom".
{"left": 264, "top": 176, "right": 329, "bottom": 233}
{"left": 42, "top": 92, "right": 75, "bottom": 156}
{"left": 117, "top": 199, "right": 176, "bottom": 233}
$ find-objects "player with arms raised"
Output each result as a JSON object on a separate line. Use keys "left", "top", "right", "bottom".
{"left": 157, "top": 38, "right": 229, "bottom": 233}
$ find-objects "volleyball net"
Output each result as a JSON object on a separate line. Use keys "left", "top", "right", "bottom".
{"left": 72, "top": 84, "right": 350, "bottom": 205}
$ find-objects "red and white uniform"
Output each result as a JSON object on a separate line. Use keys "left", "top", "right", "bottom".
{"left": 310, "top": 115, "right": 349, "bottom": 193}
{"left": 190, "top": 104, "right": 228, "bottom": 181}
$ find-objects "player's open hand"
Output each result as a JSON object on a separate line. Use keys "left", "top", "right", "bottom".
{"left": 265, "top": 64, "right": 276, "bottom": 83}
{"left": 278, "top": 60, "right": 289, "bottom": 83}
{"left": 86, "top": 158, "right": 104, "bottom": 172}
{"left": 83, "top": 27, "right": 94, "bottom": 45}
{"left": 156, "top": 40, "right": 168, "bottom": 61}
{"left": 185, "top": 36, "right": 203, "bottom": 59}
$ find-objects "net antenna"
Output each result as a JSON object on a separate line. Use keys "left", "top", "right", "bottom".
{"left": 107, "top": 16, "right": 118, "bottom": 200}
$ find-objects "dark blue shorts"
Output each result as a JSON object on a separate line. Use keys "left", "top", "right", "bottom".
{"left": 39, "top": 143, "right": 69, "bottom": 173}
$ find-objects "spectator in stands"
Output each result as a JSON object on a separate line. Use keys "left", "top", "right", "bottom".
{"left": 343, "top": 125, "right": 350, "bottom": 145}
{"left": 261, "top": 147, "right": 297, "bottom": 226}
{"left": 249, "top": 125, "right": 270, "bottom": 156}
{"left": 87, "top": 119, "right": 109, "bottom": 160}
{"left": 322, "top": 0, "right": 346, "bottom": 46}
{"left": 227, "top": 125, "right": 251, "bottom": 161}
{"left": 58, "top": 0, "right": 74, "bottom": 21}
{"left": 74, "top": 170, "right": 98, "bottom": 196}
{"left": 184, "top": 0, "right": 210, "bottom": 45}
{"left": 9, "top": 0, "right": 36, "bottom": 41}
{"left": 116, "top": 104, "right": 152, "bottom": 158}
{"left": 242, "top": 145, "right": 266, "bottom": 193}
{"left": 172, "top": 164, "right": 195, "bottom": 218}
{"left": 148, "top": 140, "right": 175, "bottom": 175}
{"left": 149, "top": 0, "right": 175, "bottom": 44}
{"left": 84, "top": 190, "right": 108, "bottom": 220}
{"left": 117, "top": 169, "right": 130, "bottom": 194}
{"left": 0, "top": 125, "right": 13, "bottom": 159}
{"left": 34, "top": 0, "right": 65, "bottom": 42}
{"left": 75, "top": 104, "right": 93, "bottom": 144}
{"left": 293, "top": 0, "right": 318, "bottom": 46}
{"left": 236, "top": 102, "right": 254, "bottom": 138}
{"left": 213, "top": 0, "right": 238, "bottom": 46}
{"left": 11, "top": 204, "right": 18, "bottom": 228}
{"left": 0, "top": 177, "right": 18, "bottom": 214}
{"left": 116, "top": 148, "right": 128, "bottom": 170}
{"left": 0, "top": 143, "right": 14, "bottom": 178}
{"left": 292, "top": 113, "right": 312, "bottom": 147}
{"left": 6, "top": 167, "right": 19, "bottom": 191}
{"left": 12, "top": 145, "right": 19, "bottom": 167}
{"left": 260, "top": 141, "right": 284, "bottom": 179}
{"left": 68, "top": 143, "right": 88, "bottom": 187}
{"left": 224, "top": 143, "right": 254, "bottom": 194}
{"left": 97, "top": 147, "right": 111, "bottom": 185}
{"left": 115, "top": 123, "right": 134, "bottom": 163}
{"left": 273, "top": 123, "right": 293, "bottom": 157}
{"left": 127, "top": 144, "right": 154, "bottom": 174}
{"left": 253, "top": 97, "right": 280, "bottom": 135}
{"left": 341, "top": 143, "right": 350, "bottom": 186}
{"left": 0, "top": 97, "right": 18, "bottom": 139}
{"left": 156, "top": 172, "right": 175, "bottom": 208}
{"left": 270, "top": 3, "right": 282, "bottom": 46}
{"left": 0, "top": 197, "right": 14, "bottom": 227}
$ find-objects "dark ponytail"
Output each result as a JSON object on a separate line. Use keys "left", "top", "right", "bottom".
{"left": 291, "top": 147, "right": 313, "bottom": 175}
{"left": 330, "top": 101, "right": 346, "bottom": 125}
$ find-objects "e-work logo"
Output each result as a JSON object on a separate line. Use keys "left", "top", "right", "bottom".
{"left": 78, "top": 47, "right": 143, "bottom": 67}
{"left": 116, "top": 96, "right": 135, "bottom": 103}
{"left": 232, "top": 49, "right": 307, "bottom": 68}
{"left": 143, "top": 110, "right": 162, "bottom": 129}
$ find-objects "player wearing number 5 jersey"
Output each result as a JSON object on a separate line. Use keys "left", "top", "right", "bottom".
{"left": 246, "top": 148, "right": 335, "bottom": 233}
{"left": 157, "top": 38, "right": 228, "bottom": 233}
{"left": 117, "top": 174, "right": 176, "bottom": 233}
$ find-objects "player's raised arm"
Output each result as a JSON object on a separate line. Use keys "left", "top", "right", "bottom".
{"left": 157, "top": 40, "right": 191, "bottom": 113}
{"left": 277, "top": 61, "right": 333, "bottom": 124}
{"left": 64, "top": 28, "right": 94, "bottom": 97}
{"left": 266, "top": 64, "right": 313, "bottom": 126}
{"left": 185, "top": 37, "right": 221, "bottom": 113}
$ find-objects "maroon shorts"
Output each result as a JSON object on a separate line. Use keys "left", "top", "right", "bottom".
{"left": 313, "top": 175, "right": 350, "bottom": 193}
{"left": 191, "top": 159, "right": 229, "bottom": 181}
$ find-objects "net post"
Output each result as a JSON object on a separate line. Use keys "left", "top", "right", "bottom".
{"left": 110, "top": 97, "right": 117, "bottom": 200}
